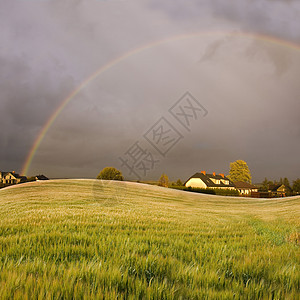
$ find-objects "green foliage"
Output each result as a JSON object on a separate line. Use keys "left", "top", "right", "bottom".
{"left": 292, "top": 179, "right": 300, "bottom": 193}
{"left": 171, "top": 179, "right": 184, "bottom": 187}
{"left": 261, "top": 178, "right": 273, "bottom": 191}
{"left": 97, "top": 167, "right": 124, "bottom": 181}
{"left": 261, "top": 178, "right": 268, "bottom": 190}
{"left": 176, "top": 179, "right": 183, "bottom": 186}
{"left": 26, "top": 176, "right": 36, "bottom": 182}
{"left": 172, "top": 187, "right": 240, "bottom": 196}
{"left": 229, "top": 160, "right": 252, "bottom": 183}
{"left": 170, "top": 186, "right": 215, "bottom": 194}
{"left": 158, "top": 173, "right": 169, "bottom": 188}
{"left": 0, "top": 180, "right": 299, "bottom": 299}
{"left": 214, "top": 188, "right": 240, "bottom": 196}
{"left": 283, "top": 177, "right": 291, "bottom": 189}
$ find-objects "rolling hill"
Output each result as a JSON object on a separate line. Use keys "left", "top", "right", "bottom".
{"left": 0, "top": 179, "right": 299, "bottom": 299}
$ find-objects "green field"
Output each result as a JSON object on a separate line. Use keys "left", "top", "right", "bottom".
{"left": 0, "top": 180, "right": 299, "bottom": 299}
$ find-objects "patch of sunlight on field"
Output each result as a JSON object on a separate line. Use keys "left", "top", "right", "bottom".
{"left": 0, "top": 179, "right": 299, "bottom": 299}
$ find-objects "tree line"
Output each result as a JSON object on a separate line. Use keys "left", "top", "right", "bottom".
{"left": 261, "top": 177, "right": 300, "bottom": 194}
{"left": 96, "top": 163, "right": 300, "bottom": 195}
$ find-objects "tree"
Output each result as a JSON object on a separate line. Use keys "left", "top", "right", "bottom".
{"left": 292, "top": 179, "right": 300, "bottom": 194}
{"left": 283, "top": 177, "right": 291, "bottom": 189}
{"left": 26, "top": 176, "right": 36, "bottom": 182}
{"left": 176, "top": 179, "right": 183, "bottom": 186}
{"left": 97, "top": 167, "right": 124, "bottom": 181}
{"left": 262, "top": 178, "right": 269, "bottom": 190}
{"left": 158, "top": 173, "right": 169, "bottom": 188}
{"left": 261, "top": 178, "right": 274, "bottom": 190}
{"left": 228, "top": 160, "right": 252, "bottom": 183}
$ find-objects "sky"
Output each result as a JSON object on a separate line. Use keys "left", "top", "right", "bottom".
{"left": 1, "top": 0, "right": 300, "bottom": 183}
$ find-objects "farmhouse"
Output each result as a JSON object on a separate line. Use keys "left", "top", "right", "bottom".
{"left": 268, "top": 184, "right": 287, "bottom": 197}
{"left": 35, "top": 175, "right": 49, "bottom": 181}
{"left": 234, "top": 181, "right": 258, "bottom": 195}
{"left": 0, "top": 171, "right": 26, "bottom": 185}
{"left": 185, "top": 171, "right": 235, "bottom": 189}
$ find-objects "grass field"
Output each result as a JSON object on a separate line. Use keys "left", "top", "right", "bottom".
{"left": 0, "top": 179, "right": 299, "bottom": 299}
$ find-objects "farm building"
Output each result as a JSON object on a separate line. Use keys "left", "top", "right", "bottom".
{"left": 35, "top": 175, "right": 49, "bottom": 181}
{"left": 268, "top": 184, "right": 288, "bottom": 197}
{"left": 0, "top": 171, "right": 26, "bottom": 185}
{"left": 185, "top": 171, "right": 235, "bottom": 189}
{"left": 234, "top": 181, "right": 258, "bottom": 195}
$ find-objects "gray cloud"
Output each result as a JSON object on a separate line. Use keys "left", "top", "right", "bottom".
{"left": 0, "top": 0, "right": 299, "bottom": 183}
{"left": 148, "top": 0, "right": 300, "bottom": 42}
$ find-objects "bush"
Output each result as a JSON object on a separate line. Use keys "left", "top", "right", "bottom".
{"left": 292, "top": 179, "right": 300, "bottom": 194}
{"left": 170, "top": 186, "right": 239, "bottom": 196}
{"left": 214, "top": 188, "right": 240, "bottom": 196}
{"left": 97, "top": 167, "right": 124, "bottom": 181}
{"left": 171, "top": 180, "right": 184, "bottom": 187}
{"left": 26, "top": 176, "right": 36, "bottom": 182}
{"left": 170, "top": 186, "right": 216, "bottom": 194}
{"left": 158, "top": 173, "right": 169, "bottom": 188}
{"left": 176, "top": 179, "right": 183, "bottom": 186}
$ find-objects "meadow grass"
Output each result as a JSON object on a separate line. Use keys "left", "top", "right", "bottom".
{"left": 0, "top": 179, "right": 299, "bottom": 299}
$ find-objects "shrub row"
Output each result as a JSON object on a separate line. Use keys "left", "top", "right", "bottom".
{"left": 214, "top": 188, "right": 240, "bottom": 196}
{"left": 171, "top": 186, "right": 239, "bottom": 196}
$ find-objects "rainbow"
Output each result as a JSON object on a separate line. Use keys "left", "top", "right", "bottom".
{"left": 21, "top": 31, "right": 300, "bottom": 176}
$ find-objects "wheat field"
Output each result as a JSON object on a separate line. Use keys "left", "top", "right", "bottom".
{"left": 0, "top": 179, "right": 299, "bottom": 299}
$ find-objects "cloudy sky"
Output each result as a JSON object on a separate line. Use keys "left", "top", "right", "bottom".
{"left": 1, "top": 0, "right": 300, "bottom": 183}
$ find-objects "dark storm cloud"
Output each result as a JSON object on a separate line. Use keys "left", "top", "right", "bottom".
{"left": 1, "top": 0, "right": 299, "bottom": 183}
{"left": 0, "top": 0, "right": 110, "bottom": 172}
{"left": 0, "top": 54, "right": 75, "bottom": 170}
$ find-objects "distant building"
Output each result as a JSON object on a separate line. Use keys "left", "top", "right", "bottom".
{"left": 185, "top": 171, "right": 235, "bottom": 190}
{"left": 268, "top": 184, "right": 287, "bottom": 197}
{"left": 0, "top": 171, "right": 26, "bottom": 185}
{"left": 35, "top": 175, "right": 49, "bottom": 181}
{"left": 234, "top": 181, "right": 258, "bottom": 195}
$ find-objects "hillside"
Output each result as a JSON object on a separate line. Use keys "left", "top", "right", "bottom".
{"left": 0, "top": 179, "right": 299, "bottom": 299}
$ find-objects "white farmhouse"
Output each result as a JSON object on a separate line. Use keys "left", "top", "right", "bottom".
{"left": 185, "top": 171, "right": 235, "bottom": 190}
{"left": 0, "top": 171, "right": 26, "bottom": 185}
{"left": 233, "top": 181, "right": 258, "bottom": 195}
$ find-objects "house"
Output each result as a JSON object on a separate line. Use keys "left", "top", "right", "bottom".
{"left": 35, "top": 175, "right": 49, "bottom": 181}
{"left": 268, "top": 184, "right": 287, "bottom": 197}
{"left": 234, "top": 181, "right": 258, "bottom": 195}
{"left": 185, "top": 171, "right": 235, "bottom": 190}
{"left": 0, "top": 171, "right": 26, "bottom": 185}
